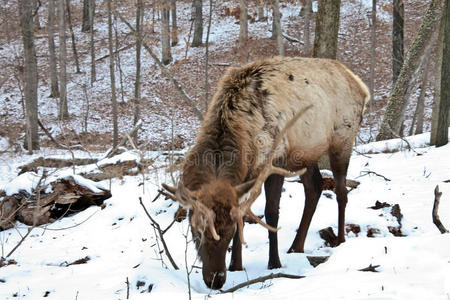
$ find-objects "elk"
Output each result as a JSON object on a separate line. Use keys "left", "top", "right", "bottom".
{"left": 163, "top": 57, "right": 370, "bottom": 290}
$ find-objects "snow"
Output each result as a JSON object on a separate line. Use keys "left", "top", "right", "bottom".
{"left": 0, "top": 134, "right": 449, "bottom": 299}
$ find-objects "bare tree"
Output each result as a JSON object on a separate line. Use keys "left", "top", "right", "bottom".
{"left": 161, "top": 0, "right": 172, "bottom": 65}
{"left": 410, "top": 48, "right": 432, "bottom": 135}
{"left": 47, "top": 0, "right": 59, "bottom": 98}
{"left": 134, "top": 0, "right": 143, "bottom": 132}
{"left": 430, "top": 9, "right": 446, "bottom": 145}
{"left": 204, "top": 0, "right": 214, "bottom": 111}
{"left": 82, "top": 0, "right": 91, "bottom": 32}
{"left": 377, "top": 0, "right": 443, "bottom": 141}
{"left": 313, "top": 0, "right": 341, "bottom": 59}
{"left": 239, "top": 0, "right": 248, "bottom": 48}
{"left": 369, "top": 0, "right": 376, "bottom": 98}
{"left": 256, "top": 0, "right": 265, "bottom": 21}
{"left": 107, "top": 0, "right": 118, "bottom": 147}
{"left": 58, "top": 0, "right": 69, "bottom": 120}
{"left": 66, "top": 0, "right": 81, "bottom": 73}
{"left": 89, "top": 0, "right": 96, "bottom": 85}
{"left": 435, "top": 0, "right": 449, "bottom": 147}
{"left": 303, "top": 0, "right": 312, "bottom": 54}
{"left": 192, "top": 0, "right": 203, "bottom": 47}
{"left": 272, "top": 0, "right": 284, "bottom": 56}
{"left": 19, "top": 0, "right": 39, "bottom": 151}
{"left": 171, "top": 0, "right": 179, "bottom": 46}
{"left": 393, "top": 0, "right": 404, "bottom": 84}
{"left": 32, "top": 0, "right": 41, "bottom": 29}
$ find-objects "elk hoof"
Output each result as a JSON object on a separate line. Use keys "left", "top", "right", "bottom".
{"left": 268, "top": 260, "right": 281, "bottom": 269}
{"left": 228, "top": 264, "right": 243, "bottom": 272}
{"left": 287, "top": 246, "right": 304, "bottom": 253}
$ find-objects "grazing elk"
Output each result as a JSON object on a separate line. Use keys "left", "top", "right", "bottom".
{"left": 163, "top": 57, "right": 370, "bottom": 289}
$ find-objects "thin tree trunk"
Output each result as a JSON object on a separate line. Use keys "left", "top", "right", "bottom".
{"left": 89, "top": 0, "right": 96, "bottom": 85}
{"left": 393, "top": 0, "right": 404, "bottom": 84}
{"left": 161, "top": 0, "right": 172, "bottom": 65}
{"left": 171, "top": 0, "right": 178, "bottom": 46}
{"left": 82, "top": 0, "right": 90, "bottom": 32}
{"left": 48, "top": 0, "right": 59, "bottom": 98}
{"left": 134, "top": 0, "right": 143, "bottom": 130}
{"left": 58, "top": 0, "right": 69, "bottom": 120}
{"left": 19, "top": 0, "right": 39, "bottom": 151}
{"left": 257, "top": 0, "right": 265, "bottom": 21}
{"left": 376, "top": 0, "right": 443, "bottom": 141}
{"left": 192, "top": 0, "right": 203, "bottom": 47}
{"left": 369, "top": 0, "right": 376, "bottom": 98}
{"left": 113, "top": 8, "right": 124, "bottom": 103}
{"left": 313, "top": 0, "right": 341, "bottom": 59}
{"left": 66, "top": 0, "right": 81, "bottom": 73}
{"left": 303, "top": 0, "right": 312, "bottom": 55}
{"left": 273, "top": 0, "right": 284, "bottom": 56}
{"left": 204, "top": 0, "right": 214, "bottom": 111}
{"left": 32, "top": 0, "right": 41, "bottom": 29}
{"left": 430, "top": 10, "right": 445, "bottom": 145}
{"left": 107, "top": 0, "right": 118, "bottom": 147}
{"left": 239, "top": 0, "right": 248, "bottom": 48}
{"left": 436, "top": 0, "right": 449, "bottom": 147}
{"left": 410, "top": 48, "right": 431, "bottom": 135}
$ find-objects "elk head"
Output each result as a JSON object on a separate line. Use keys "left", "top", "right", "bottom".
{"left": 162, "top": 105, "right": 311, "bottom": 289}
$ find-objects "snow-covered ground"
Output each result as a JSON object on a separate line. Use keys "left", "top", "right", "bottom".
{"left": 0, "top": 133, "right": 449, "bottom": 299}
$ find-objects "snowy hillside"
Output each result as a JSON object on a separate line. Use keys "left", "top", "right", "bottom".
{"left": 0, "top": 133, "right": 449, "bottom": 299}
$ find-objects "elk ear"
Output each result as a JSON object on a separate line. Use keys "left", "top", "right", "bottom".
{"left": 234, "top": 179, "right": 256, "bottom": 199}
{"left": 162, "top": 183, "right": 177, "bottom": 195}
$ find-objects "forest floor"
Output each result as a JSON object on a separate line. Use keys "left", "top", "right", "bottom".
{"left": 0, "top": 0, "right": 432, "bottom": 152}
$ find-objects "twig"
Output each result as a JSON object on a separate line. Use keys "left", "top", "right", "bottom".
{"left": 433, "top": 185, "right": 449, "bottom": 234}
{"left": 37, "top": 119, "right": 83, "bottom": 151}
{"left": 126, "top": 277, "right": 130, "bottom": 299}
{"left": 105, "top": 120, "right": 143, "bottom": 158}
{"left": 357, "top": 170, "right": 391, "bottom": 182}
{"left": 139, "top": 197, "right": 179, "bottom": 270}
{"left": 220, "top": 273, "right": 304, "bottom": 293}
{"left": 358, "top": 264, "right": 380, "bottom": 272}
{"left": 388, "top": 127, "right": 419, "bottom": 154}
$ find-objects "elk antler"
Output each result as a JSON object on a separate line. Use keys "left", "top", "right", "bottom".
{"left": 233, "top": 105, "right": 312, "bottom": 244}
{"left": 162, "top": 183, "right": 221, "bottom": 241}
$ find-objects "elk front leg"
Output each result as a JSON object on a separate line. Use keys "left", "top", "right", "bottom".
{"left": 229, "top": 229, "right": 243, "bottom": 271}
{"left": 264, "top": 174, "right": 284, "bottom": 269}
{"left": 288, "top": 164, "right": 322, "bottom": 253}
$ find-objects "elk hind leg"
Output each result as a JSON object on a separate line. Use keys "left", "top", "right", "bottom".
{"left": 329, "top": 149, "right": 351, "bottom": 245}
{"left": 288, "top": 164, "right": 322, "bottom": 253}
{"left": 264, "top": 174, "right": 284, "bottom": 269}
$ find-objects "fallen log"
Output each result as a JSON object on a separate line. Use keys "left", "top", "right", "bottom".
{"left": 0, "top": 174, "right": 111, "bottom": 230}
{"left": 19, "top": 157, "right": 98, "bottom": 175}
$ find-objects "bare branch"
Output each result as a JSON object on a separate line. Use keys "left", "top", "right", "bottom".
{"left": 433, "top": 185, "right": 449, "bottom": 234}
{"left": 220, "top": 273, "right": 304, "bottom": 293}
{"left": 357, "top": 170, "right": 391, "bottom": 182}
{"left": 139, "top": 197, "right": 179, "bottom": 270}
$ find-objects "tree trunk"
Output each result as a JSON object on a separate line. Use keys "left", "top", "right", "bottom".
{"left": 107, "top": 0, "right": 118, "bottom": 147}
{"left": 376, "top": 0, "right": 443, "bottom": 141}
{"left": 430, "top": 9, "right": 445, "bottom": 145}
{"left": 113, "top": 7, "right": 124, "bottom": 103}
{"left": 303, "top": 0, "right": 312, "bottom": 55}
{"left": 369, "top": 0, "right": 377, "bottom": 98}
{"left": 82, "top": 0, "right": 90, "bottom": 32}
{"left": 313, "top": 0, "right": 341, "bottom": 59}
{"left": 66, "top": 0, "right": 81, "bottom": 73}
{"left": 32, "top": 0, "right": 41, "bottom": 29}
{"left": 58, "top": 0, "right": 69, "bottom": 120}
{"left": 171, "top": 0, "right": 179, "bottom": 46}
{"left": 410, "top": 47, "right": 431, "bottom": 135}
{"left": 392, "top": 0, "right": 404, "bottom": 84}
{"left": 204, "top": 0, "right": 213, "bottom": 111}
{"left": 239, "top": 0, "right": 248, "bottom": 48}
{"left": 48, "top": 0, "right": 59, "bottom": 98}
{"left": 192, "top": 0, "right": 203, "bottom": 47}
{"left": 19, "top": 0, "right": 39, "bottom": 151}
{"left": 161, "top": 0, "right": 172, "bottom": 65}
{"left": 134, "top": 0, "right": 143, "bottom": 130}
{"left": 273, "top": 0, "right": 284, "bottom": 56}
{"left": 436, "top": 0, "right": 449, "bottom": 147}
{"left": 89, "top": 0, "right": 96, "bottom": 85}
{"left": 257, "top": 0, "right": 265, "bottom": 21}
